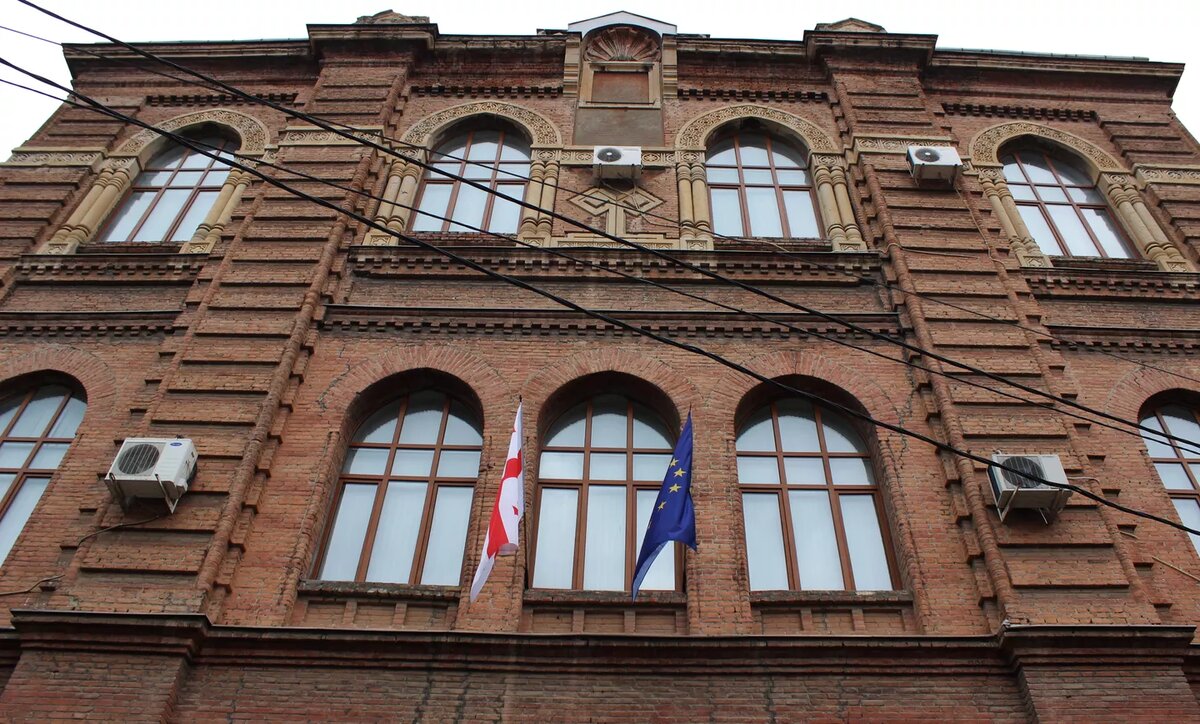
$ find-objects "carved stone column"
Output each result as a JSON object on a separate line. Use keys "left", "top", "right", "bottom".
{"left": 810, "top": 154, "right": 865, "bottom": 252}
{"left": 38, "top": 158, "right": 138, "bottom": 254}
{"left": 364, "top": 153, "right": 424, "bottom": 246}
{"left": 519, "top": 151, "right": 560, "bottom": 245}
{"left": 978, "top": 168, "right": 1051, "bottom": 268}
{"left": 181, "top": 167, "right": 253, "bottom": 254}
{"left": 1101, "top": 173, "right": 1191, "bottom": 271}
{"left": 674, "top": 152, "right": 712, "bottom": 248}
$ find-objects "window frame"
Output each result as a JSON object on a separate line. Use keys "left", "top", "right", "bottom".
{"left": 96, "top": 135, "right": 236, "bottom": 244}
{"left": 705, "top": 130, "right": 823, "bottom": 240}
{"left": 412, "top": 128, "right": 531, "bottom": 234}
{"left": 529, "top": 395, "right": 683, "bottom": 592}
{"left": 1001, "top": 147, "right": 1136, "bottom": 259}
{"left": 736, "top": 400, "right": 900, "bottom": 592}
{"left": 313, "top": 390, "right": 483, "bottom": 586}
{"left": 1142, "top": 402, "right": 1200, "bottom": 552}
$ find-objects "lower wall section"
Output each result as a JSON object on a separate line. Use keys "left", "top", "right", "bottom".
{"left": 0, "top": 610, "right": 1194, "bottom": 722}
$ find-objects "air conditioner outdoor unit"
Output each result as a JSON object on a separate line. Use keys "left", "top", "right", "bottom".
{"left": 906, "top": 145, "right": 962, "bottom": 182}
{"left": 988, "top": 453, "right": 1073, "bottom": 523}
{"left": 105, "top": 438, "right": 197, "bottom": 513}
{"left": 592, "top": 145, "right": 642, "bottom": 179}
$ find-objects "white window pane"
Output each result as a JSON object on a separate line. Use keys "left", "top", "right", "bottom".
{"left": 635, "top": 489, "right": 675, "bottom": 590}
{"left": 149, "top": 144, "right": 187, "bottom": 169}
{"left": 589, "top": 452, "right": 626, "bottom": 481}
{"left": 462, "top": 162, "right": 495, "bottom": 180}
{"left": 499, "top": 138, "right": 530, "bottom": 161}
{"left": 737, "top": 456, "right": 779, "bottom": 484}
{"left": 448, "top": 184, "right": 488, "bottom": 232}
{"left": 355, "top": 402, "right": 400, "bottom": 444}
{"left": 777, "top": 399, "right": 819, "bottom": 452}
{"left": 134, "top": 189, "right": 191, "bottom": 241}
{"left": 590, "top": 396, "right": 627, "bottom": 448}
{"left": 0, "top": 474, "right": 13, "bottom": 505}
{"left": 711, "top": 188, "right": 743, "bottom": 237}
{"left": 29, "top": 443, "right": 68, "bottom": 470}
{"left": 488, "top": 184, "right": 523, "bottom": 233}
{"left": 736, "top": 409, "right": 776, "bottom": 452}
{"left": 137, "top": 170, "right": 173, "bottom": 186}
{"left": 437, "top": 450, "right": 480, "bottom": 478}
{"left": 0, "top": 477, "right": 48, "bottom": 565}
{"left": 742, "top": 168, "right": 773, "bottom": 185}
{"left": 738, "top": 138, "right": 769, "bottom": 166}
{"left": 399, "top": 391, "right": 444, "bottom": 444}
{"left": 1009, "top": 183, "right": 1036, "bottom": 201}
{"left": 829, "top": 458, "right": 874, "bottom": 486}
{"left": 101, "top": 191, "right": 156, "bottom": 242}
{"left": 632, "top": 406, "right": 672, "bottom": 448}
{"left": 771, "top": 145, "right": 805, "bottom": 169}
{"left": 342, "top": 448, "right": 388, "bottom": 476}
{"left": 48, "top": 396, "right": 86, "bottom": 438}
{"left": 1156, "top": 463, "right": 1194, "bottom": 491}
{"left": 1080, "top": 208, "right": 1129, "bottom": 259}
{"left": 419, "top": 486, "right": 473, "bottom": 586}
{"left": 533, "top": 488, "right": 578, "bottom": 588}
{"left": 633, "top": 454, "right": 672, "bottom": 481}
{"left": 1140, "top": 415, "right": 1175, "bottom": 458}
{"left": 789, "top": 490, "right": 844, "bottom": 590}
{"left": 745, "top": 186, "right": 783, "bottom": 237}
{"left": 1067, "top": 186, "right": 1105, "bottom": 204}
{"left": 412, "top": 184, "right": 451, "bottom": 231}
{"left": 1035, "top": 185, "right": 1068, "bottom": 203}
{"left": 180, "top": 148, "right": 213, "bottom": 169}
{"left": 783, "top": 457, "right": 825, "bottom": 485}
{"left": 1172, "top": 498, "right": 1200, "bottom": 556}
{"left": 0, "top": 443, "right": 34, "bottom": 469}
{"left": 1001, "top": 157, "right": 1025, "bottom": 183}
{"left": 546, "top": 404, "right": 586, "bottom": 446}
{"left": 783, "top": 191, "right": 821, "bottom": 239}
{"left": 205, "top": 168, "right": 230, "bottom": 186}
{"left": 1046, "top": 205, "right": 1096, "bottom": 256}
{"left": 169, "top": 171, "right": 204, "bottom": 188}
{"left": 435, "top": 135, "right": 469, "bottom": 160}
{"left": 391, "top": 449, "right": 434, "bottom": 478}
{"left": 1052, "top": 159, "right": 1093, "bottom": 186}
{"left": 706, "top": 167, "right": 739, "bottom": 184}
{"left": 11, "top": 387, "right": 67, "bottom": 437}
{"left": 841, "top": 494, "right": 893, "bottom": 590}
{"left": 583, "top": 485, "right": 626, "bottom": 590}
{"left": 318, "top": 483, "right": 376, "bottom": 580}
{"left": 443, "top": 402, "right": 482, "bottom": 446}
{"left": 743, "top": 492, "right": 789, "bottom": 590}
{"left": 170, "top": 190, "right": 220, "bottom": 242}
{"left": 540, "top": 451, "right": 583, "bottom": 480}
{"left": 821, "top": 412, "right": 867, "bottom": 454}
{"left": 1017, "top": 151, "right": 1057, "bottom": 183}
{"left": 706, "top": 139, "right": 736, "bottom": 165}
{"left": 1016, "top": 205, "right": 1062, "bottom": 256}
{"left": 467, "top": 131, "right": 500, "bottom": 161}
{"left": 366, "top": 481, "right": 426, "bottom": 583}
{"left": 1162, "top": 406, "right": 1200, "bottom": 448}
{"left": 0, "top": 399, "right": 19, "bottom": 435}
{"left": 776, "top": 169, "right": 809, "bottom": 185}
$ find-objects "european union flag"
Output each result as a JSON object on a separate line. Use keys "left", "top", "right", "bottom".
{"left": 632, "top": 413, "right": 697, "bottom": 599}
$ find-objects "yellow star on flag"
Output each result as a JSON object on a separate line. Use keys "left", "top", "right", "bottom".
{"left": 669, "top": 483, "right": 681, "bottom": 493}
{"left": 673, "top": 468, "right": 686, "bottom": 478}
{"left": 670, "top": 458, "right": 678, "bottom": 467}
{"left": 658, "top": 501, "right": 666, "bottom": 511}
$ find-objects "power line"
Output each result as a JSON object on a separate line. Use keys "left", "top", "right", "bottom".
{"left": 8, "top": 59, "right": 1197, "bottom": 541}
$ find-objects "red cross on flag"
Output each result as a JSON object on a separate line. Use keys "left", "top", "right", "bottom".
{"left": 470, "top": 402, "right": 525, "bottom": 602}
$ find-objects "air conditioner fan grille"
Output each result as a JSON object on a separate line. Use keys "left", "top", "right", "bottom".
{"left": 596, "top": 147, "right": 623, "bottom": 162}
{"left": 999, "top": 456, "right": 1046, "bottom": 489}
{"left": 915, "top": 147, "right": 941, "bottom": 162}
{"left": 117, "top": 443, "right": 161, "bottom": 475}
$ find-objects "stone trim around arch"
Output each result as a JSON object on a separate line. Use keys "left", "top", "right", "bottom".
{"left": 672, "top": 105, "right": 862, "bottom": 252}
{"left": 364, "top": 102, "right": 565, "bottom": 247}
{"left": 969, "top": 122, "right": 1191, "bottom": 271}
{"left": 38, "top": 108, "right": 273, "bottom": 256}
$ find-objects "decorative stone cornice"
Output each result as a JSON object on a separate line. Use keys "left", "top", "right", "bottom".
{"left": 410, "top": 85, "right": 562, "bottom": 99}
{"left": 146, "top": 92, "right": 298, "bottom": 107}
{"left": 678, "top": 89, "right": 827, "bottom": 103}
{"left": 1134, "top": 164, "right": 1200, "bottom": 186}
{"left": 2, "top": 148, "right": 104, "bottom": 168}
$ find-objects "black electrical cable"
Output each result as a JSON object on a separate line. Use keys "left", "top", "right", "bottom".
{"left": 9, "top": 61, "right": 1197, "bottom": 541}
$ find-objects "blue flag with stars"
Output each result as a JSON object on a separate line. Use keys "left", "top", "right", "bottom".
{"left": 632, "top": 413, "right": 696, "bottom": 599}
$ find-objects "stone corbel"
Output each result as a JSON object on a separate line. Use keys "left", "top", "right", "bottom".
{"left": 977, "top": 167, "right": 1051, "bottom": 268}
{"left": 37, "top": 157, "right": 139, "bottom": 255}
{"left": 1099, "top": 173, "right": 1192, "bottom": 272}
{"left": 363, "top": 151, "right": 426, "bottom": 246}
{"left": 810, "top": 154, "right": 866, "bottom": 252}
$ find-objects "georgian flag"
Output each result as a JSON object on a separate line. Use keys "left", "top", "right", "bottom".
{"left": 470, "top": 402, "right": 525, "bottom": 602}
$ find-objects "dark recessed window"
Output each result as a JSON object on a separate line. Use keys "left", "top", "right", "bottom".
{"left": 706, "top": 131, "right": 821, "bottom": 240}
{"left": 412, "top": 129, "right": 530, "bottom": 234}
{"left": 1140, "top": 402, "right": 1200, "bottom": 554}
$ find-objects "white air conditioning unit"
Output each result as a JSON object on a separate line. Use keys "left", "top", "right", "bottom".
{"left": 105, "top": 438, "right": 197, "bottom": 513}
{"left": 988, "top": 453, "right": 1073, "bottom": 523}
{"left": 592, "top": 145, "right": 642, "bottom": 179}
{"left": 906, "top": 145, "right": 962, "bottom": 182}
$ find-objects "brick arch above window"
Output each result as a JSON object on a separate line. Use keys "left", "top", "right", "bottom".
{"left": 39, "top": 108, "right": 272, "bottom": 256}
{"left": 969, "top": 121, "right": 1123, "bottom": 173}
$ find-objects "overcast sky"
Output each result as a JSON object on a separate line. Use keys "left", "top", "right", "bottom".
{"left": 2, "top": 0, "right": 1200, "bottom": 155}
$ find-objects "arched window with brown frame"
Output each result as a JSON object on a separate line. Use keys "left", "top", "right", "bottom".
{"left": 736, "top": 397, "right": 897, "bottom": 591}
{"left": 1001, "top": 146, "right": 1134, "bottom": 259}
{"left": 411, "top": 124, "right": 531, "bottom": 234}
{"left": 705, "top": 128, "right": 822, "bottom": 240}
{"left": 531, "top": 390, "right": 680, "bottom": 591}
{"left": 315, "top": 389, "right": 483, "bottom": 586}
{"left": 97, "top": 134, "right": 238, "bottom": 243}
{"left": 1140, "top": 398, "right": 1200, "bottom": 554}
{"left": 0, "top": 382, "right": 86, "bottom": 565}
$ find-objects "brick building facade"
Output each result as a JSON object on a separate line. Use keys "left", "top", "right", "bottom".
{"left": 0, "top": 9, "right": 1199, "bottom": 720}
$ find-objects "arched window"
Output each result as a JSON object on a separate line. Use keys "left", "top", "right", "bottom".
{"left": 315, "top": 390, "right": 482, "bottom": 585}
{"left": 531, "top": 394, "right": 678, "bottom": 591}
{"left": 0, "top": 384, "right": 86, "bottom": 565}
{"left": 1001, "top": 148, "right": 1133, "bottom": 259}
{"left": 411, "top": 128, "right": 530, "bottom": 234}
{"left": 706, "top": 131, "right": 821, "bottom": 240}
{"left": 98, "top": 135, "right": 237, "bottom": 243}
{"left": 736, "top": 398, "right": 896, "bottom": 591}
{"left": 1140, "top": 401, "right": 1200, "bottom": 553}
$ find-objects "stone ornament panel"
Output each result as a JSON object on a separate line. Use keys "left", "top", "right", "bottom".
{"left": 279, "top": 126, "right": 384, "bottom": 146}
{"left": 399, "top": 101, "right": 562, "bottom": 148}
{"left": 674, "top": 104, "right": 838, "bottom": 153}
{"left": 1134, "top": 165, "right": 1200, "bottom": 186}
{"left": 3, "top": 149, "right": 104, "bottom": 167}
{"left": 114, "top": 108, "right": 271, "bottom": 157}
{"left": 968, "top": 121, "right": 1124, "bottom": 173}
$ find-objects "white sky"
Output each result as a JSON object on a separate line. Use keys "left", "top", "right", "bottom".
{"left": 2, "top": 0, "right": 1200, "bottom": 155}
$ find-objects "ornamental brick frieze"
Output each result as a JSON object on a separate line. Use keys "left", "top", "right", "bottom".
{"left": 677, "top": 89, "right": 828, "bottom": 103}
{"left": 279, "top": 126, "right": 384, "bottom": 146}
{"left": 1134, "top": 164, "right": 1200, "bottom": 185}
{"left": 2, "top": 148, "right": 104, "bottom": 167}
{"left": 1040, "top": 323, "right": 1200, "bottom": 351}
{"left": 0, "top": 310, "right": 178, "bottom": 339}
{"left": 941, "top": 103, "right": 1096, "bottom": 122}
{"left": 145, "top": 92, "right": 299, "bottom": 107}
{"left": 1023, "top": 266, "right": 1200, "bottom": 301}
{"left": 410, "top": 85, "right": 563, "bottom": 99}
{"left": 14, "top": 252, "right": 205, "bottom": 284}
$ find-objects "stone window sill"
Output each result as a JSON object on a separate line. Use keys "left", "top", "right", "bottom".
{"left": 297, "top": 579, "right": 461, "bottom": 602}
{"left": 524, "top": 588, "right": 686, "bottom": 606}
